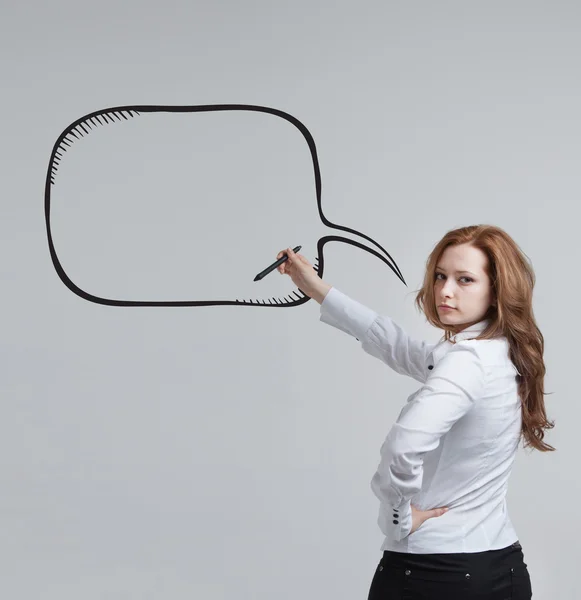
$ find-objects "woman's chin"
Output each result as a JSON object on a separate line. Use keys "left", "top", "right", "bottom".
{"left": 438, "top": 311, "right": 459, "bottom": 323}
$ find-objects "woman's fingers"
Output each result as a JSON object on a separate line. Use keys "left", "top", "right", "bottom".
{"left": 277, "top": 249, "right": 290, "bottom": 274}
{"left": 276, "top": 247, "right": 310, "bottom": 275}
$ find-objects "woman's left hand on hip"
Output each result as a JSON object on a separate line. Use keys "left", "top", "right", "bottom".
{"left": 410, "top": 504, "right": 449, "bottom": 534}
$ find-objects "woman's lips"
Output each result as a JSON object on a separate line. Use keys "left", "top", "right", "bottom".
{"left": 438, "top": 305, "right": 455, "bottom": 311}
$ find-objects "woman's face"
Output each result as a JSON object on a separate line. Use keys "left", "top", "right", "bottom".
{"left": 434, "top": 243, "right": 495, "bottom": 329}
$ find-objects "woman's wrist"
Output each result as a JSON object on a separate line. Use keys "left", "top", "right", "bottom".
{"left": 310, "top": 280, "right": 332, "bottom": 305}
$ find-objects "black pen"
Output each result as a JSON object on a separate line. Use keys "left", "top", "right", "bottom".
{"left": 253, "top": 245, "right": 302, "bottom": 281}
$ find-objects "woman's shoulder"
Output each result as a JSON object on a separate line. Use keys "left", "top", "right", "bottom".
{"left": 459, "top": 336, "right": 515, "bottom": 371}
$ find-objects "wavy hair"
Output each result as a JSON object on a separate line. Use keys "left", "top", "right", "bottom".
{"left": 414, "top": 224, "right": 555, "bottom": 452}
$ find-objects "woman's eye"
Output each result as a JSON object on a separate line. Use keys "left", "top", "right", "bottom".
{"left": 435, "top": 273, "right": 473, "bottom": 283}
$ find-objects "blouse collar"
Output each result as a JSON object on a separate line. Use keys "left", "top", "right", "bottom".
{"left": 449, "top": 318, "right": 490, "bottom": 343}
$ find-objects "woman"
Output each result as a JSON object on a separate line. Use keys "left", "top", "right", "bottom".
{"left": 276, "top": 224, "right": 554, "bottom": 600}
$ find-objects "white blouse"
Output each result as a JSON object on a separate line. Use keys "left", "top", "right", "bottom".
{"left": 319, "top": 286, "right": 522, "bottom": 554}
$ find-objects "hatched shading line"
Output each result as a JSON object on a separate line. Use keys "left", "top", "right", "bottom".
{"left": 235, "top": 285, "right": 309, "bottom": 305}
{"left": 48, "top": 109, "right": 140, "bottom": 185}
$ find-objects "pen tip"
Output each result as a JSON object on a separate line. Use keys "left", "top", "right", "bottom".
{"left": 253, "top": 275, "right": 260, "bottom": 281}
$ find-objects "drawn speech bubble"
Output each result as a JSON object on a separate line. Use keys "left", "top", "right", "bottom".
{"left": 45, "top": 104, "right": 406, "bottom": 307}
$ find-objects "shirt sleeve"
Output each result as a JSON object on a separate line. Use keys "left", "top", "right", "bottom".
{"left": 370, "top": 341, "right": 486, "bottom": 541}
{"left": 319, "top": 286, "right": 436, "bottom": 383}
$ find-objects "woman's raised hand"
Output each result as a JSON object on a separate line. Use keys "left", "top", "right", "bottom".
{"left": 276, "top": 247, "right": 330, "bottom": 303}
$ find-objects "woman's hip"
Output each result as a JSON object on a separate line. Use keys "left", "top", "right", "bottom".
{"left": 367, "top": 540, "right": 532, "bottom": 599}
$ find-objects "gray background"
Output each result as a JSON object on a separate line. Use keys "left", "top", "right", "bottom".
{"left": 1, "top": 2, "right": 575, "bottom": 598}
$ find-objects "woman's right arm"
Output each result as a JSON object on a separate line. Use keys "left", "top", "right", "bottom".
{"left": 319, "top": 287, "right": 434, "bottom": 383}
{"left": 276, "top": 247, "right": 434, "bottom": 383}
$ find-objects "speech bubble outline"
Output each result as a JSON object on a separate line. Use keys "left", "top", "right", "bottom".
{"left": 45, "top": 104, "right": 406, "bottom": 307}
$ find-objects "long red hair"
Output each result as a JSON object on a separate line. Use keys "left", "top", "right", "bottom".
{"left": 414, "top": 224, "right": 555, "bottom": 453}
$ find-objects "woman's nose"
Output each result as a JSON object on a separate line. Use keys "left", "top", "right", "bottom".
{"left": 441, "top": 281, "right": 455, "bottom": 297}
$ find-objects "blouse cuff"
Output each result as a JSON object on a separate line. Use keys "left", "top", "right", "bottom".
{"left": 379, "top": 497, "right": 413, "bottom": 542}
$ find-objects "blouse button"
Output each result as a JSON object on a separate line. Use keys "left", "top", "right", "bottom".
{"left": 428, "top": 365, "right": 434, "bottom": 370}
{"left": 393, "top": 520, "right": 399, "bottom": 524}
{"left": 465, "top": 573, "right": 471, "bottom": 579}
{"left": 405, "top": 569, "right": 411, "bottom": 576}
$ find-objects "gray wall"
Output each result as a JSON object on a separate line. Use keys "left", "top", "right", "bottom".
{"left": 1, "top": 2, "right": 575, "bottom": 598}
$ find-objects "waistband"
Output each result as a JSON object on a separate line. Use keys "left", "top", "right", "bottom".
{"left": 381, "top": 540, "right": 524, "bottom": 574}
